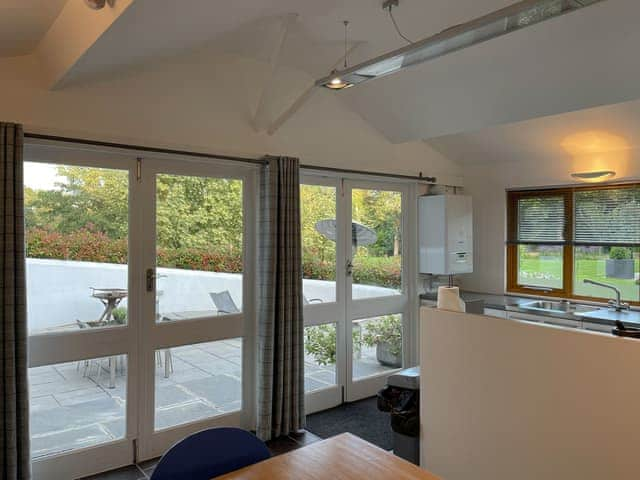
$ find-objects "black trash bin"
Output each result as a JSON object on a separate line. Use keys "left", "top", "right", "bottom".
{"left": 377, "top": 366, "right": 420, "bottom": 464}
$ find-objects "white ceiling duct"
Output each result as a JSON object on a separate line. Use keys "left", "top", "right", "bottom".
{"left": 317, "top": 0, "right": 605, "bottom": 90}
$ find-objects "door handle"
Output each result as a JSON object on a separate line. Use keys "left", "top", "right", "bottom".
{"left": 346, "top": 260, "right": 353, "bottom": 277}
{"left": 146, "top": 268, "right": 156, "bottom": 292}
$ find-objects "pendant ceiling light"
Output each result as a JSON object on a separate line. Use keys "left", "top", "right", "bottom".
{"left": 317, "top": 0, "right": 605, "bottom": 91}
{"left": 325, "top": 21, "right": 354, "bottom": 90}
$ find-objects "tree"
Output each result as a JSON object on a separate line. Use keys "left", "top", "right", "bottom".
{"left": 26, "top": 166, "right": 128, "bottom": 238}
{"left": 25, "top": 167, "right": 244, "bottom": 255}
{"left": 300, "top": 184, "right": 337, "bottom": 266}
{"left": 351, "top": 188, "right": 401, "bottom": 257}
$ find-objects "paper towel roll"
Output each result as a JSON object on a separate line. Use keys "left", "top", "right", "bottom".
{"left": 437, "top": 286, "right": 466, "bottom": 312}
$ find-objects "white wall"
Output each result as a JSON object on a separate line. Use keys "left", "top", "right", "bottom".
{"left": 459, "top": 152, "right": 640, "bottom": 294}
{"left": 420, "top": 308, "right": 640, "bottom": 480}
{"left": 27, "top": 258, "right": 395, "bottom": 332}
{"left": 0, "top": 46, "right": 462, "bottom": 184}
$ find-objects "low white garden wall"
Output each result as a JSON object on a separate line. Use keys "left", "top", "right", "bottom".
{"left": 26, "top": 259, "right": 397, "bottom": 332}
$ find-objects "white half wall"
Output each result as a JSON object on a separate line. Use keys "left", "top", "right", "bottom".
{"left": 420, "top": 307, "right": 640, "bottom": 480}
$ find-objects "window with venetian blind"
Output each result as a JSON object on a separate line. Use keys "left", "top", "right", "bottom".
{"left": 507, "top": 184, "right": 640, "bottom": 303}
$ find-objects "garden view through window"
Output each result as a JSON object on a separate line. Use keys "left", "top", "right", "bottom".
{"left": 155, "top": 173, "right": 244, "bottom": 322}
{"left": 25, "top": 164, "right": 405, "bottom": 442}
{"left": 24, "top": 162, "right": 246, "bottom": 458}
{"left": 508, "top": 185, "right": 640, "bottom": 303}
{"left": 301, "top": 183, "right": 404, "bottom": 392}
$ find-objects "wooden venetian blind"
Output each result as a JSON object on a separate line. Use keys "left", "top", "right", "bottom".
{"left": 574, "top": 186, "right": 640, "bottom": 246}
{"left": 510, "top": 194, "right": 566, "bottom": 244}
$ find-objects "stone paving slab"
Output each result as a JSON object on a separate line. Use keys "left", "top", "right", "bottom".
{"left": 179, "top": 374, "right": 241, "bottom": 406}
{"left": 155, "top": 401, "right": 221, "bottom": 431}
{"left": 155, "top": 383, "right": 197, "bottom": 408}
{"left": 32, "top": 424, "right": 115, "bottom": 458}
{"left": 28, "top": 339, "right": 389, "bottom": 459}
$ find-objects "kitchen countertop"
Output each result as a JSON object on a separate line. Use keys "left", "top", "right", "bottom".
{"left": 419, "top": 291, "right": 640, "bottom": 327}
{"left": 420, "top": 291, "right": 539, "bottom": 309}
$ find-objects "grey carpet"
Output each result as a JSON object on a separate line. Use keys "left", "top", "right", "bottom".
{"left": 306, "top": 397, "right": 392, "bottom": 450}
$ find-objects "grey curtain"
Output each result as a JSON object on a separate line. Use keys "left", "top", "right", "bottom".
{"left": 256, "top": 156, "right": 305, "bottom": 441}
{"left": 1, "top": 123, "right": 30, "bottom": 480}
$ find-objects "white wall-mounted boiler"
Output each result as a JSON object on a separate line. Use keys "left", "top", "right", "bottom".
{"left": 419, "top": 194, "right": 473, "bottom": 275}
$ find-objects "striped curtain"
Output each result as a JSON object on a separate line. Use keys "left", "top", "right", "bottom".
{"left": 256, "top": 156, "right": 305, "bottom": 441}
{"left": 0, "top": 123, "right": 30, "bottom": 480}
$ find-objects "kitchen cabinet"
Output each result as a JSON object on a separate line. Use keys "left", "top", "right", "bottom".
{"left": 506, "top": 310, "right": 581, "bottom": 329}
{"left": 483, "top": 308, "right": 507, "bottom": 319}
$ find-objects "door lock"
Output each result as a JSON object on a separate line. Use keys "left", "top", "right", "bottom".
{"left": 346, "top": 260, "right": 353, "bottom": 276}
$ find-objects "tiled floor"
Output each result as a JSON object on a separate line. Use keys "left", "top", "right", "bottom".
{"left": 80, "top": 430, "right": 323, "bottom": 479}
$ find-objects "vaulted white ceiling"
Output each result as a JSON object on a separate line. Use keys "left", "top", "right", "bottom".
{"left": 57, "top": 0, "right": 515, "bottom": 84}
{"left": 427, "top": 98, "right": 640, "bottom": 166}
{"left": 5, "top": 0, "right": 640, "bottom": 146}
{"left": 0, "top": 0, "right": 67, "bottom": 56}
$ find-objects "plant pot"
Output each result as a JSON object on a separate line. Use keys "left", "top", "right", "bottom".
{"left": 376, "top": 342, "right": 402, "bottom": 368}
{"left": 605, "top": 259, "right": 635, "bottom": 279}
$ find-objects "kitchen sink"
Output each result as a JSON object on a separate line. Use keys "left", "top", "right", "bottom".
{"left": 520, "top": 300, "right": 599, "bottom": 315}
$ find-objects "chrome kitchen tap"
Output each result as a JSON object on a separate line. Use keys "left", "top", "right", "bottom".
{"left": 583, "top": 279, "right": 630, "bottom": 312}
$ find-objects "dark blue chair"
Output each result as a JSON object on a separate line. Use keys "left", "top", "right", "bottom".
{"left": 151, "top": 427, "right": 271, "bottom": 480}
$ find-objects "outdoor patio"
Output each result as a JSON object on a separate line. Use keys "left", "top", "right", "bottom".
{"left": 30, "top": 337, "right": 391, "bottom": 459}
{"left": 304, "top": 344, "right": 394, "bottom": 393}
{"left": 29, "top": 339, "right": 243, "bottom": 459}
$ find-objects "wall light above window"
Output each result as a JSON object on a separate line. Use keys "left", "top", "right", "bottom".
{"left": 571, "top": 170, "right": 616, "bottom": 182}
{"left": 317, "top": 0, "right": 606, "bottom": 90}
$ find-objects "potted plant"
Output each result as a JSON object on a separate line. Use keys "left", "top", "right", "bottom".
{"left": 606, "top": 247, "right": 635, "bottom": 279}
{"left": 305, "top": 325, "right": 361, "bottom": 366}
{"left": 362, "top": 315, "right": 402, "bottom": 368}
{"left": 112, "top": 307, "right": 127, "bottom": 324}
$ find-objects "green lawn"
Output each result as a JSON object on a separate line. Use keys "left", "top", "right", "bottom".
{"left": 519, "top": 257, "right": 639, "bottom": 301}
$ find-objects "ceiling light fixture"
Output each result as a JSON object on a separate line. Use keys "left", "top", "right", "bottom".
{"left": 324, "top": 21, "right": 354, "bottom": 90}
{"left": 317, "top": 0, "right": 605, "bottom": 90}
{"left": 85, "top": 0, "right": 115, "bottom": 10}
{"left": 571, "top": 170, "right": 616, "bottom": 182}
{"left": 383, "top": 0, "right": 414, "bottom": 44}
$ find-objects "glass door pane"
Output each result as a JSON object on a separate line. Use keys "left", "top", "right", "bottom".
{"left": 304, "top": 323, "right": 338, "bottom": 393}
{"left": 155, "top": 174, "right": 244, "bottom": 322}
{"left": 352, "top": 314, "right": 403, "bottom": 381}
{"left": 155, "top": 339, "right": 243, "bottom": 430}
{"left": 29, "top": 355, "right": 128, "bottom": 459}
{"left": 25, "top": 162, "right": 130, "bottom": 334}
{"left": 350, "top": 188, "right": 403, "bottom": 300}
{"left": 301, "top": 183, "right": 337, "bottom": 304}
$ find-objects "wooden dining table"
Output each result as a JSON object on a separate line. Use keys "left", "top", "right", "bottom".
{"left": 216, "top": 433, "right": 440, "bottom": 480}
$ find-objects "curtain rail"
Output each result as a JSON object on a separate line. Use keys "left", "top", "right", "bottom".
{"left": 24, "top": 133, "right": 267, "bottom": 166}
{"left": 24, "top": 133, "right": 437, "bottom": 184}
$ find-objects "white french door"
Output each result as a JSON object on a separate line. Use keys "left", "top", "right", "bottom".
{"left": 24, "top": 142, "right": 256, "bottom": 479}
{"left": 302, "top": 175, "right": 411, "bottom": 413}
{"left": 25, "top": 144, "right": 141, "bottom": 479}
{"left": 344, "top": 179, "right": 409, "bottom": 402}
{"left": 135, "top": 156, "right": 256, "bottom": 461}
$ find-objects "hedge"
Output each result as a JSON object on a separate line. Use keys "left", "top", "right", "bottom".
{"left": 26, "top": 228, "right": 241, "bottom": 272}
{"left": 26, "top": 228, "right": 401, "bottom": 288}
